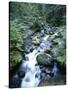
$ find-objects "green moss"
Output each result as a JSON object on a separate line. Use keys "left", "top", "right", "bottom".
{"left": 52, "top": 46, "right": 65, "bottom": 57}
{"left": 10, "top": 19, "right": 25, "bottom": 69}
{"left": 53, "top": 38, "right": 60, "bottom": 43}
{"left": 10, "top": 51, "right": 22, "bottom": 69}
{"left": 57, "top": 54, "right": 66, "bottom": 65}
{"left": 57, "top": 26, "right": 66, "bottom": 39}
{"left": 30, "top": 21, "right": 41, "bottom": 32}
{"left": 37, "top": 53, "right": 46, "bottom": 64}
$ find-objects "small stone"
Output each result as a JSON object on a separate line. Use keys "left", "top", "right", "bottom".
{"left": 32, "top": 36, "right": 40, "bottom": 45}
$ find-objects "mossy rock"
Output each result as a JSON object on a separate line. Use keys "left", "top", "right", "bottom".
{"left": 57, "top": 54, "right": 66, "bottom": 65}
{"left": 58, "top": 41, "right": 65, "bottom": 49}
{"left": 37, "top": 53, "right": 45, "bottom": 65}
{"left": 61, "top": 31, "right": 66, "bottom": 39}
{"left": 51, "top": 47, "right": 65, "bottom": 57}
{"left": 37, "top": 53, "right": 52, "bottom": 65}
{"left": 10, "top": 51, "right": 22, "bottom": 70}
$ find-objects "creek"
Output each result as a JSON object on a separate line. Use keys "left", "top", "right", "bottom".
{"left": 20, "top": 35, "right": 58, "bottom": 87}
{"left": 10, "top": 30, "right": 66, "bottom": 88}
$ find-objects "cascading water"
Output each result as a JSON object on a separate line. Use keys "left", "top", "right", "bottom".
{"left": 21, "top": 35, "right": 52, "bottom": 87}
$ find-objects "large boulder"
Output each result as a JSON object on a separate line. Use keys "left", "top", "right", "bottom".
{"left": 37, "top": 53, "right": 53, "bottom": 66}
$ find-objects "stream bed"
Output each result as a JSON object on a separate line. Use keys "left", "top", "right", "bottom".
{"left": 9, "top": 31, "right": 66, "bottom": 88}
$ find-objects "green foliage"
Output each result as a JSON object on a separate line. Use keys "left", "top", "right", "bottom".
{"left": 10, "top": 51, "right": 22, "bottom": 68}
{"left": 30, "top": 21, "right": 41, "bottom": 32}
{"left": 9, "top": 2, "right": 66, "bottom": 26}
{"left": 10, "top": 19, "right": 25, "bottom": 49}
{"left": 10, "top": 19, "right": 25, "bottom": 69}
{"left": 46, "top": 5, "right": 66, "bottom": 26}
{"left": 9, "top": 2, "right": 40, "bottom": 20}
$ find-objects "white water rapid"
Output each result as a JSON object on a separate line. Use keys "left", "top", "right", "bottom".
{"left": 21, "top": 35, "right": 52, "bottom": 87}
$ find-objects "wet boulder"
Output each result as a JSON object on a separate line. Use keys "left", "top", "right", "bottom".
{"left": 37, "top": 53, "right": 53, "bottom": 66}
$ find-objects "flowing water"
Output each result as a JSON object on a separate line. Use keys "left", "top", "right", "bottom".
{"left": 20, "top": 35, "right": 53, "bottom": 87}
{"left": 10, "top": 33, "right": 63, "bottom": 88}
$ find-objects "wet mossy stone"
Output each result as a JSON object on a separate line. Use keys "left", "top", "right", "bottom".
{"left": 58, "top": 40, "right": 65, "bottom": 49}
{"left": 59, "top": 26, "right": 66, "bottom": 39}
{"left": 52, "top": 38, "right": 65, "bottom": 48}
{"left": 37, "top": 53, "right": 53, "bottom": 66}
{"left": 52, "top": 47, "right": 65, "bottom": 57}
{"left": 37, "top": 53, "right": 45, "bottom": 65}
{"left": 57, "top": 54, "right": 66, "bottom": 65}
